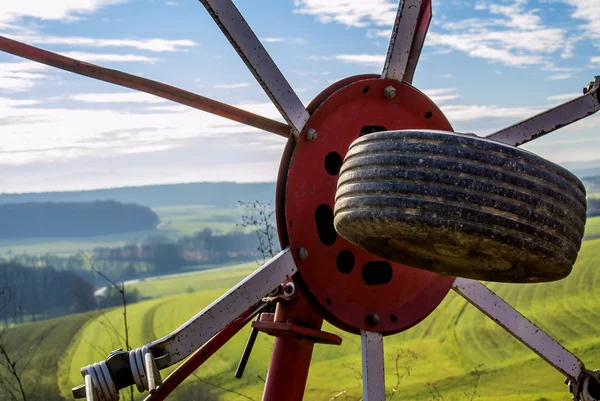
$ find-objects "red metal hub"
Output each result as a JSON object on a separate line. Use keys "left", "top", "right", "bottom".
{"left": 280, "top": 77, "right": 457, "bottom": 334}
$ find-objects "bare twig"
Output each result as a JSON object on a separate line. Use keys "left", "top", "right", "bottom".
{"left": 80, "top": 250, "right": 134, "bottom": 401}
{"left": 191, "top": 372, "right": 256, "bottom": 401}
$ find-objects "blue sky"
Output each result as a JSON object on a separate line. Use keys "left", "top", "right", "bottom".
{"left": 0, "top": 0, "right": 599, "bottom": 193}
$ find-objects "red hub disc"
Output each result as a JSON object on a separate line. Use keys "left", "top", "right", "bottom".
{"left": 280, "top": 77, "right": 456, "bottom": 334}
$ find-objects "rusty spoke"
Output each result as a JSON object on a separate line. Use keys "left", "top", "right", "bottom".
{"left": 0, "top": 35, "right": 290, "bottom": 138}
{"left": 486, "top": 76, "right": 600, "bottom": 146}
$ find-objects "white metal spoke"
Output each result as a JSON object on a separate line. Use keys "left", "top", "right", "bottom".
{"left": 382, "top": 0, "right": 423, "bottom": 83}
{"left": 148, "top": 247, "right": 297, "bottom": 366}
{"left": 200, "top": 0, "right": 309, "bottom": 136}
{"left": 452, "top": 278, "right": 584, "bottom": 381}
{"left": 361, "top": 330, "right": 386, "bottom": 401}
{"left": 486, "top": 76, "right": 600, "bottom": 146}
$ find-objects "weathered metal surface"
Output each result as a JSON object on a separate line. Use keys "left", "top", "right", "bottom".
{"left": 487, "top": 76, "right": 600, "bottom": 146}
{"left": 285, "top": 78, "right": 455, "bottom": 334}
{"left": 0, "top": 35, "right": 290, "bottom": 138}
{"left": 361, "top": 330, "right": 386, "bottom": 401}
{"left": 335, "top": 129, "right": 587, "bottom": 283}
{"left": 200, "top": 0, "right": 309, "bottom": 136}
{"left": 275, "top": 74, "right": 380, "bottom": 249}
{"left": 382, "top": 0, "right": 423, "bottom": 83}
{"left": 147, "top": 248, "right": 296, "bottom": 365}
{"left": 452, "top": 278, "right": 585, "bottom": 381}
{"left": 403, "top": 0, "right": 432, "bottom": 84}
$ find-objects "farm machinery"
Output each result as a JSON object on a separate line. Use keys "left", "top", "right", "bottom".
{"left": 1, "top": 1, "right": 600, "bottom": 400}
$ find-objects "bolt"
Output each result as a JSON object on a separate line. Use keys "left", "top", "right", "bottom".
{"left": 297, "top": 247, "right": 309, "bottom": 260}
{"left": 366, "top": 314, "right": 380, "bottom": 326}
{"left": 383, "top": 85, "right": 397, "bottom": 99}
{"left": 283, "top": 282, "right": 296, "bottom": 298}
{"left": 306, "top": 128, "right": 318, "bottom": 141}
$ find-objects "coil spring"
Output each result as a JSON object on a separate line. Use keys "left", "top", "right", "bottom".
{"left": 129, "top": 346, "right": 162, "bottom": 393}
{"left": 84, "top": 347, "right": 162, "bottom": 401}
{"left": 83, "top": 361, "right": 119, "bottom": 401}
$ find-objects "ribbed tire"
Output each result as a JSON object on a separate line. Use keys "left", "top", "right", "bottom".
{"left": 334, "top": 130, "right": 587, "bottom": 283}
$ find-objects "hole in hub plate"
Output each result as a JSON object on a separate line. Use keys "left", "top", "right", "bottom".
{"left": 315, "top": 204, "right": 337, "bottom": 246}
{"left": 362, "top": 261, "right": 393, "bottom": 285}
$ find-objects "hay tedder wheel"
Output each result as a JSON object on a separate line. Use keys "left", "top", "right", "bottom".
{"left": 2, "top": 1, "right": 600, "bottom": 400}
{"left": 334, "top": 130, "right": 587, "bottom": 283}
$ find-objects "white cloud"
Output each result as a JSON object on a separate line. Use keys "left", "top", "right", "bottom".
{"left": 427, "top": 0, "right": 567, "bottom": 67}
{"left": 592, "top": 56, "right": 600, "bottom": 65}
{"left": 335, "top": 54, "right": 385, "bottom": 67}
{"left": 0, "top": 0, "right": 129, "bottom": 23}
{"left": 10, "top": 35, "right": 197, "bottom": 52}
{"left": 296, "top": 0, "right": 568, "bottom": 68}
{"left": 0, "top": 61, "right": 49, "bottom": 92}
{"left": 211, "top": 82, "right": 252, "bottom": 89}
{"left": 441, "top": 104, "right": 541, "bottom": 122}
{"left": 422, "top": 88, "right": 461, "bottom": 104}
{"left": 293, "top": 0, "right": 398, "bottom": 28}
{"left": 548, "top": 74, "right": 572, "bottom": 80}
{"left": 0, "top": 97, "right": 282, "bottom": 166}
{"left": 69, "top": 92, "right": 168, "bottom": 103}
{"left": 547, "top": 93, "right": 581, "bottom": 102}
{"left": 59, "top": 51, "right": 161, "bottom": 63}
{"left": 165, "top": 1, "right": 180, "bottom": 5}
{"left": 561, "top": 0, "right": 600, "bottom": 42}
{"left": 259, "top": 37, "right": 307, "bottom": 44}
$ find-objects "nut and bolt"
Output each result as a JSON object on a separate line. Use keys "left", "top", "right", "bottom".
{"left": 366, "top": 314, "right": 380, "bottom": 326}
{"left": 383, "top": 85, "right": 397, "bottom": 99}
{"left": 306, "top": 128, "right": 318, "bottom": 141}
{"left": 283, "top": 282, "right": 296, "bottom": 298}
{"left": 297, "top": 247, "right": 309, "bottom": 260}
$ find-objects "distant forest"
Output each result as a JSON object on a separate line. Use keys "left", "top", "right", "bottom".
{"left": 5, "top": 228, "right": 268, "bottom": 286}
{"left": 0, "top": 262, "right": 95, "bottom": 323}
{"left": 0, "top": 182, "right": 276, "bottom": 208}
{"left": 0, "top": 201, "right": 159, "bottom": 239}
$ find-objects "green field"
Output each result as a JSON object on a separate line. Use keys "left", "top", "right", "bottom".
{"left": 154, "top": 205, "right": 247, "bottom": 236}
{"left": 584, "top": 216, "right": 600, "bottom": 239}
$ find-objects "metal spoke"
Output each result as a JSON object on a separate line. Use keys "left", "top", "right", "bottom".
{"left": 486, "top": 76, "right": 600, "bottom": 146}
{"left": 361, "top": 330, "right": 386, "bottom": 401}
{"left": 452, "top": 278, "right": 585, "bottom": 382}
{"left": 381, "top": 0, "right": 424, "bottom": 83}
{"left": 200, "top": 0, "right": 309, "bottom": 137}
{"left": 0, "top": 35, "right": 289, "bottom": 138}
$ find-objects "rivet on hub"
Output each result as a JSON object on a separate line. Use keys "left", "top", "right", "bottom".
{"left": 305, "top": 128, "right": 318, "bottom": 141}
{"left": 383, "top": 85, "right": 397, "bottom": 99}
{"left": 297, "top": 247, "right": 309, "bottom": 260}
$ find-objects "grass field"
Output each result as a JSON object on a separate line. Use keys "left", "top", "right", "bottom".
{"left": 584, "top": 216, "right": 600, "bottom": 239}
{"left": 154, "top": 205, "right": 247, "bottom": 236}
{"left": 39, "top": 236, "right": 600, "bottom": 401}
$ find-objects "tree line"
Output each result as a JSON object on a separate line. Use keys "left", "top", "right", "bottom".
{"left": 0, "top": 201, "right": 159, "bottom": 239}
{"left": 0, "top": 262, "right": 96, "bottom": 324}
{"left": 3, "top": 228, "right": 267, "bottom": 287}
